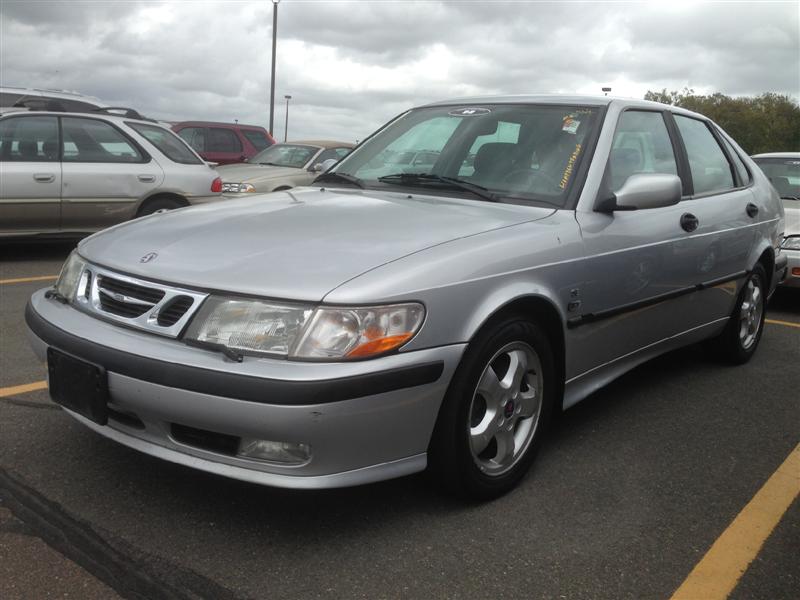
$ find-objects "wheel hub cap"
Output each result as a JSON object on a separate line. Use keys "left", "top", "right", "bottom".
{"left": 468, "top": 341, "right": 543, "bottom": 477}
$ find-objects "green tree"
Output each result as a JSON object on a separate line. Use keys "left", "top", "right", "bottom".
{"left": 644, "top": 89, "right": 800, "bottom": 154}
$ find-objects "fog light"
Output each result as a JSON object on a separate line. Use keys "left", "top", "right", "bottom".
{"left": 237, "top": 438, "right": 311, "bottom": 464}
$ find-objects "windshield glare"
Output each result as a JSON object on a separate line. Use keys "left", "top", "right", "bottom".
{"left": 332, "top": 104, "right": 601, "bottom": 205}
{"left": 251, "top": 144, "right": 318, "bottom": 168}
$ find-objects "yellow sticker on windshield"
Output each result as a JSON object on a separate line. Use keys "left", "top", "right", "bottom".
{"left": 560, "top": 143, "right": 582, "bottom": 190}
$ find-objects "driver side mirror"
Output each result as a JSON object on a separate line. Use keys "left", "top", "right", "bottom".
{"left": 596, "top": 173, "right": 682, "bottom": 212}
{"left": 311, "top": 158, "right": 338, "bottom": 173}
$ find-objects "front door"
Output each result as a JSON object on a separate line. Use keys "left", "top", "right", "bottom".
{"left": 0, "top": 115, "right": 61, "bottom": 235}
{"left": 59, "top": 116, "right": 162, "bottom": 232}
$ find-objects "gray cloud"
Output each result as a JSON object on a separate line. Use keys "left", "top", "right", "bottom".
{"left": 1, "top": 0, "right": 797, "bottom": 143}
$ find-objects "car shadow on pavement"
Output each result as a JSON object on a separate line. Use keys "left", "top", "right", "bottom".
{"left": 0, "top": 241, "right": 78, "bottom": 263}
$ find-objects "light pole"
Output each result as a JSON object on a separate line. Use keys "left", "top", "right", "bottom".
{"left": 602, "top": 87, "right": 612, "bottom": 96}
{"left": 284, "top": 95, "right": 292, "bottom": 142}
{"left": 268, "top": 0, "right": 280, "bottom": 136}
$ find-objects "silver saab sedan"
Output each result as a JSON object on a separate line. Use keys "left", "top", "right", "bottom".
{"left": 26, "top": 96, "right": 787, "bottom": 499}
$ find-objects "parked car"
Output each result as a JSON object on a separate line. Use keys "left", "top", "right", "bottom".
{"left": 753, "top": 152, "right": 800, "bottom": 288}
{"left": 217, "top": 140, "right": 353, "bottom": 195}
{"left": 26, "top": 96, "right": 785, "bottom": 499}
{"left": 0, "top": 86, "right": 107, "bottom": 112}
{"left": 172, "top": 121, "right": 275, "bottom": 165}
{"left": 0, "top": 108, "right": 222, "bottom": 237}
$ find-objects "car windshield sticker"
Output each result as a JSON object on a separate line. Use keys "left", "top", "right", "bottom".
{"left": 559, "top": 143, "right": 583, "bottom": 190}
{"left": 448, "top": 107, "right": 491, "bottom": 117}
{"left": 562, "top": 114, "right": 581, "bottom": 134}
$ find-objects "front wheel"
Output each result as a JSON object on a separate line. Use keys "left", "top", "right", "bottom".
{"left": 428, "top": 317, "right": 556, "bottom": 500}
{"left": 716, "top": 263, "right": 767, "bottom": 364}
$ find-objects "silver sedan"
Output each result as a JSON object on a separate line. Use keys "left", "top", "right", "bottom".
{"left": 27, "top": 96, "right": 785, "bottom": 499}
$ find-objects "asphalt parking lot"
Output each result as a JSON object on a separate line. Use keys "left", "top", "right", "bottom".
{"left": 1, "top": 242, "right": 798, "bottom": 600}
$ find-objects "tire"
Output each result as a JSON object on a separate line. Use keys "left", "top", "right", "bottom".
{"left": 136, "top": 197, "right": 186, "bottom": 217}
{"left": 716, "top": 263, "right": 767, "bottom": 364}
{"left": 428, "top": 317, "right": 556, "bottom": 500}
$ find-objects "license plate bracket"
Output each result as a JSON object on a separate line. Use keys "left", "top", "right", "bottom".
{"left": 47, "top": 347, "right": 109, "bottom": 425}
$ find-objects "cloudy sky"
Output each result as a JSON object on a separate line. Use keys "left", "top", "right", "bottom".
{"left": 1, "top": 0, "right": 798, "bottom": 142}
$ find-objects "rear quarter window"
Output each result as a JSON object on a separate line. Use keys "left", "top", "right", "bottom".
{"left": 128, "top": 122, "right": 203, "bottom": 164}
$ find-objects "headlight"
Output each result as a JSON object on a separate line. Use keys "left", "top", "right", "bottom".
{"left": 292, "top": 303, "right": 425, "bottom": 360}
{"left": 185, "top": 299, "right": 425, "bottom": 360}
{"left": 782, "top": 235, "right": 800, "bottom": 251}
{"left": 221, "top": 182, "right": 257, "bottom": 193}
{"left": 54, "top": 251, "right": 87, "bottom": 301}
{"left": 185, "top": 297, "right": 314, "bottom": 357}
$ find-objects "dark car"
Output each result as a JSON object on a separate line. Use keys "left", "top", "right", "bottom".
{"left": 172, "top": 121, "right": 275, "bottom": 165}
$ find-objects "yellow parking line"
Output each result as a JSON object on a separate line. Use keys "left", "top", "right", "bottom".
{"left": 766, "top": 318, "right": 800, "bottom": 329}
{"left": 0, "top": 380, "right": 48, "bottom": 398}
{"left": 670, "top": 443, "right": 800, "bottom": 600}
{"left": 0, "top": 275, "right": 57, "bottom": 285}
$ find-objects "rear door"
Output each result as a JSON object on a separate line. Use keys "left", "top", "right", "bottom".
{"left": 60, "top": 116, "right": 162, "bottom": 232}
{"left": 666, "top": 113, "right": 759, "bottom": 327}
{"left": 0, "top": 115, "right": 61, "bottom": 234}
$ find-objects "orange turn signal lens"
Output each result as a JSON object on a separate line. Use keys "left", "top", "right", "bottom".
{"left": 346, "top": 333, "right": 414, "bottom": 358}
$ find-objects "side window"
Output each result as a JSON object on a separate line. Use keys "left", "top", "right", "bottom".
{"left": 207, "top": 128, "right": 242, "bottom": 153}
{"left": 718, "top": 134, "right": 750, "bottom": 186}
{"left": 605, "top": 111, "right": 678, "bottom": 193}
{"left": 0, "top": 116, "right": 59, "bottom": 162}
{"left": 674, "top": 116, "right": 734, "bottom": 195}
{"left": 334, "top": 147, "right": 351, "bottom": 158}
{"left": 241, "top": 129, "right": 271, "bottom": 151}
{"left": 62, "top": 118, "right": 143, "bottom": 163}
{"left": 177, "top": 127, "right": 206, "bottom": 152}
{"left": 458, "top": 121, "right": 521, "bottom": 176}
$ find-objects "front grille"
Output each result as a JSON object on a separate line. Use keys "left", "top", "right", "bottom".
{"left": 96, "top": 275, "right": 165, "bottom": 318}
{"left": 171, "top": 423, "right": 240, "bottom": 456}
{"left": 157, "top": 295, "right": 194, "bottom": 326}
{"left": 78, "top": 263, "right": 208, "bottom": 338}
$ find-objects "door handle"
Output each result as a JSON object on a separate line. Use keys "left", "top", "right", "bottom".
{"left": 746, "top": 203, "right": 759, "bottom": 218}
{"left": 33, "top": 173, "right": 55, "bottom": 183}
{"left": 138, "top": 174, "right": 156, "bottom": 183}
{"left": 680, "top": 213, "right": 699, "bottom": 232}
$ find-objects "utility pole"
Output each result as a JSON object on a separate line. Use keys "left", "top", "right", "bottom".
{"left": 269, "top": 0, "right": 280, "bottom": 136}
{"left": 284, "top": 95, "right": 292, "bottom": 142}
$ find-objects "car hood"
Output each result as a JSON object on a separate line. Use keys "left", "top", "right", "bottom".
{"left": 79, "top": 188, "right": 554, "bottom": 301}
{"left": 216, "top": 163, "right": 301, "bottom": 183}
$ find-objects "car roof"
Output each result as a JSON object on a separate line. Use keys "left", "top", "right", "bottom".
{"left": 285, "top": 140, "right": 355, "bottom": 148}
{"left": 418, "top": 94, "right": 707, "bottom": 119}
{"left": 0, "top": 109, "right": 166, "bottom": 128}
{"left": 172, "top": 121, "right": 268, "bottom": 131}
{"left": 0, "top": 86, "right": 106, "bottom": 105}
{"left": 751, "top": 152, "right": 800, "bottom": 159}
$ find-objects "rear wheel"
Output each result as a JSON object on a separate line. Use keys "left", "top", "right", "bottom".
{"left": 716, "top": 263, "right": 767, "bottom": 364}
{"left": 429, "top": 317, "right": 555, "bottom": 500}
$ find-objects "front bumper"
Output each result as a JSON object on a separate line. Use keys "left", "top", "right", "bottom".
{"left": 26, "top": 289, "right": 465, "bottom": 488}
{"left": 779, "top": 249, "right": 799, "bottom": 288}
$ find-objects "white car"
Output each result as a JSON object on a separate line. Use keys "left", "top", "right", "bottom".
{"left": 0, "top": 108, "right": 222, "bottom": 237}
{"left": 752, "top": 152, "right": 800, "bottom": 288}
{"left": 217, "top": 140, "right": 353, "bottom": 196}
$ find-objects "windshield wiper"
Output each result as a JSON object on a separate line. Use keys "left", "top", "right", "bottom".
{"left": 314, "top": 171, "right": 365, "bottom": 188}
{"left": 377, "top": 173, "right": 498, "bottom": 202}
{"left": 780, "top": 195, "right": 799, "bottom": 201}
{"left": 257, "top": 161, "right": 281, "bottom": 166}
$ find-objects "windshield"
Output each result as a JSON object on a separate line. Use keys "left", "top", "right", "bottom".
{"left": 329, "top": 104, "right": 602, "bottom": 206}
{"left": 250, "top": 144, "right": 318, "bottom": 168}
{"left": 752, "top": 157, "right": 800, "bottom": 200}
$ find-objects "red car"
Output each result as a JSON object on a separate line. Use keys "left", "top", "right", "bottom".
{"left": 172, "top": 121, "right": 275, "bottom": 165}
